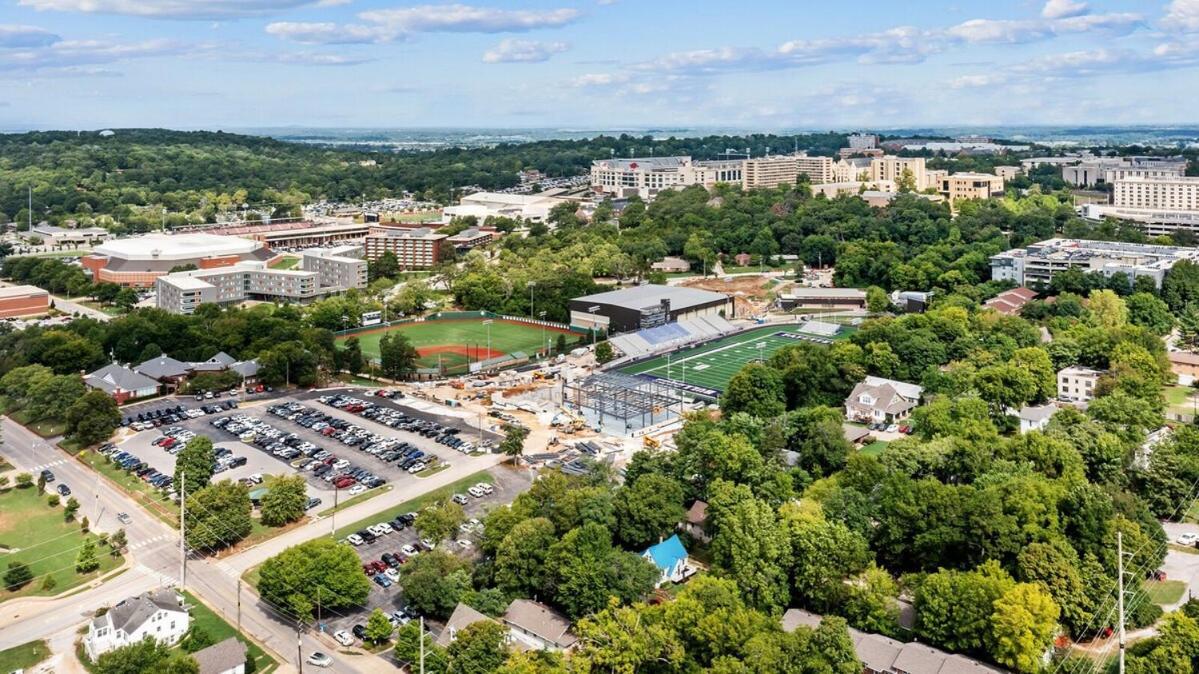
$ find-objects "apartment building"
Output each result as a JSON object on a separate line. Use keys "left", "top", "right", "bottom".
{"left": 990, "top": 238, "right": 1199, "bottom": 289}
{"left": 362, "top": 226, "right": 446, "bottom": 268}
{"left": 1113, "top": 176, "right": 1199, "bottom": 212}
{"left": 590, "top": 156, "right": 742, "bottom": 200}
{"left": 1058, "top": 366, "right": 1104, "bottom": 402}
{"left": 796, "top": 155, "right": 836, "bottom": 183}
{"left": 938, "top": 172, "right": 1005, "bottom": 203}
{"left": 300, "top": 245, "right": 368, "bottom": 291}
{"left": 846, "top": 133, "right": 878, "bottom": 150}
{"left": 445, "top": 227, "right": 495, "bottom": 251}
{"left": 742, "top": 155, "right": 803, "bottom": 190}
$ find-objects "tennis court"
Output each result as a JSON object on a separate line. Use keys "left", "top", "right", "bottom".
{"left": 617, "top": 325, "right": 842, "bottom": 395}
{"left": 338, "top": 318, "right": 574, "bottom": 372}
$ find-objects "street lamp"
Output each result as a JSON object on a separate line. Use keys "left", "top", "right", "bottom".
{"left": 587, "top": 306, "right": 601, "bottom": 347}
{"left": 482, "top": 319, "right": 493, "bottom": 360}
{"left": 539, "top": 311, "right": 547, "bottom": 356}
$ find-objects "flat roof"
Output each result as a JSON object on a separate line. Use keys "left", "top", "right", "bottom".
{"left": 0, "top": 284, "right": 49, "bottom": 299}
{"left": 573, "top": 284, "right": 730, "bottom": 311}
{"left": 784, "top": 287, "right": 867, "bottom": 299}
{"left": 93, "top": 233, "right": 262, "bottom": 261}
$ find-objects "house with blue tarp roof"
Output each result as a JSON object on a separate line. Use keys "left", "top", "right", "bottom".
{"left": 642, "top": 534, "right": 691, "bottom": 587}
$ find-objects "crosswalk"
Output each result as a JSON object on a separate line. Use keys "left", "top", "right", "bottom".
{"left": 25, "top": 458, "right": 67, "bottom": 472}
{"left": 135, "top": 564, "right": 178, "bottom": 588}
{"left": 127, "top": 533, "right": 172, "bottom": 551}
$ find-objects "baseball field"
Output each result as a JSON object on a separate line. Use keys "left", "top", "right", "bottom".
{"left": 338, "top": 318, "right": 574, "bottom": 372}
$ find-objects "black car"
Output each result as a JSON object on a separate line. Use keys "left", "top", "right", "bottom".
{"left": 352, "top": 624, "right": 367, "bottom": 640}
{"left": 56, "top": 483, "right": 71, "bottom": 496}
{"left": 39, "top": 469, "right": 55, "bottom": 483}
{"left": 305, "top": 497, "right": 322, "bottom": 510}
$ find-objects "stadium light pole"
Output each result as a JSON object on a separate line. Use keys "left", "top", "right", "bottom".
{"left": 539, "top": 311, "right": 547, "bottom": 357}
{"left": 482, "top": 319, "right": 493, "bottom": 359}
{"left": 757, "top": 341, "right": 766, "bottom": 363}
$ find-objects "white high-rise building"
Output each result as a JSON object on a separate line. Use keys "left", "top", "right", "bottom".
{"left": 590, "top": 156, "right": 743, "bottom": 200}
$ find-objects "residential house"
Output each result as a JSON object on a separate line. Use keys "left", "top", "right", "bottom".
{"left": 436, "top": 603, "right": 496, "bottom": 648}
{"left": 134, "top": 355, "right": 192, "bottom": 392}
{"left": 780, "top": 609, "right": 1007, "bottom": 674}
{"left": 1016, "top": 404, "right": 1057, "bottom": 434}
{"left": 84, "top": 363, "right": 161, "bottom": 404}
{"left": 682, "top": 500, "right": 709, "bottom": 543}
{"left": 1057, "top": 366, "right": 1104, "bottom": 403}
{"left": 844, "top": 376, "right": 924, "bottom": 424}
{"left": 84, "top": 590, "right": 188, "bottom": 660}
{"left": 231, "top": 359, "right": 261, "bottom": 387}
{"left": 843, "top": 423, "right": 872, "bottom": 445}
{"left": 642, "top": 534, "right": 691, "bottom": 587}
{"left": 193, "top": 637, "right": 248, "bottom": 674}
{"left": 502, "top": 599, "right": 577, "bottom": 652}
{"left": 190, "top": 351, "right": 237, "bottom": 374}
{"left": 983, "top": 287, "right": 1037, "bottom": 315}
{"left": 1136, "top": 426, "right": 1174, "bottom": 470}
{"left": 1168, "top": 351, "right": 1199, "bottom": 384}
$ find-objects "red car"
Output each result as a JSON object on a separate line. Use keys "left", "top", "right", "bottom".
{"left": 334, "top": 476, "right": 355, "bottom": 489}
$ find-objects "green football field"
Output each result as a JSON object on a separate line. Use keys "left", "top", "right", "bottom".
{"left": 617, "top": 324, "right": 852, "bottom": 395}
{"left": 338, "top": 319, "right": 572, "bottom": 371}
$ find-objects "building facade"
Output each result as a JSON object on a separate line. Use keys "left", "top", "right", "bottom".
{"left": 990, "top": 238, "right": 1199, "bottom": 289}
{"left": 1058, "top": 366, "right": 1103, "bottom": 402}
{"left": 1113, "top": 176, "right": 1199, "bottom": 212}
{"left": 362, "top": 226, "right": 445, "bottom": 267}
{"left": 0, "top": 285, "right": 50, "bottom": 318}
{"left": 938, "top": 172, "right": 1005, "bottom": 203}
{"left": 569, "top": 284, "right": 733, "bottom": 333}
{"left": 85, "top": 590, "right": 188, "bottom": 660}
{"left": 590, "top": 156, "right": 743, "bottom": 200}
{"left": 83, "top": 233, "right": 277, "bottom": 287}
{"left": 32, "top": 224, "right": 110, "bottom": 245}
{"left": 1063, "top": 156, "right": 1187, "bottom": 187}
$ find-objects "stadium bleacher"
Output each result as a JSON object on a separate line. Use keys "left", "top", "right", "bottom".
{"left": 609, "top": 314, "right": 741, "bottom": 360}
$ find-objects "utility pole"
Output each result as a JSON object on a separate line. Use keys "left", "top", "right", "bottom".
{"left": 28, "top": 185, "right": 32, "bottom": 232}
{"left": 297, "top": 620, "right": 304, "bottom": 674}
{"left": 1118, "top": 530, "right": 1126, "bottom": 674}
{"left": 419, "top": 616, "right": 425, "bottom": 674}
{"left": 331, "top": 489, "right": 338, "bottom": 538}
{"left": 179, "top": 470, "right": 186, "bottom": 591}
{"left": 236, "top": 578, "right": 242, "bottom": 633}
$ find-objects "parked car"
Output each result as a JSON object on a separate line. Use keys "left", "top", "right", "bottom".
{"left": 333, "top": 631, "right": 354, "bottom": 647}
{"left": 307, "top": 652, "right": 333, "bottom": 667}
{"left": 56, "top": 484, "right": 71, "bottom": 496}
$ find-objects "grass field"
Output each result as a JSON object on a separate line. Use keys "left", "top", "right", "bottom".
{"left": 0, "top": 486, "right": 124, "bottom": 602}
{"left": 617, "top": 324, "right": 850, "bottom": 395}
{"left": 340, "top": 319, "right": 572, "bottom": 372}
{"left": 79, "top": 450, "right": 180, "bottom": 528}
{"left": 183, "top": 591, "right": 278, "bottom": 673}
{"left": 269, "top": 255, "right": 301, "bottom": 270}
{"left": 0, "top": 640, "right": 50, "bottom": 672}
{"left": 1144, "top": 579, "right": 1187, "bottom": 605}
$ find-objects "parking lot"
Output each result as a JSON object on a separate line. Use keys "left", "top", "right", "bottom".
{"left": 316, "top": 465, "right": 532, "bottom": 644}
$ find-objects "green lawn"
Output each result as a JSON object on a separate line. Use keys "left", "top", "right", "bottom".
{"left": 6, "top": 406, "right": 67, "bottom": 438}
{"left": 0, "top": 486, "right": 124, "bottom": 602}
{"left": 339, "top": 319, "right": 571, "bottom": 371}
{"left": 318, "top": 485, "right": 392, "bottom": 517}
{"left": 183, "top": 591, "right": 278, "bottom": 674}
{"left": 860, "top": 441, "right": 889, "bottom": 456}
{"left": 1144, "top": 579, "right": 1187, "bottom": 605}
{"left": 617, "top": 325, "right": 846, "bottom": 396}
{"left": 331, "top": 470, "right": 493, "bottom": 541}
{"left": 1166, "top": 385, "right": 1195, "bottom": 406}
{"left": 0, "top": 640, "right": 51, "bottom": 671}
{"left": 78, "top": 450, "right": 180, "bottom": 528}
{"left": 269, "top": 255, "right": 301, "bottom": 270}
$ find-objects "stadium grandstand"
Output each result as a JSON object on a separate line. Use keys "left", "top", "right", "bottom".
{"left": 608, "top": 315, "right": 738, "bottom": 359}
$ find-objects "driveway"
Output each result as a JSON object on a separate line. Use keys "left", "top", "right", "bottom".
{"left": 1159, "top": 521, "right": 1199, "bottom": 611}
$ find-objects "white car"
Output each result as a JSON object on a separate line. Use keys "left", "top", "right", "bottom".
{"left": 384, "top": 568, "right": 400, "bottom": 582}
{"left": 1177, "top": 533, "right": 1199, "bottom": 546}
{"left": 348, "top": 485, "right": 367, "bottom": 496}
{"left": 885, "top": 424, "right": 899, "bottom": 433}
{"left": 467, "top": 486, "right": 484, "bottom": 498}
{"left": 333, "top": 630, "right": 355, "bottom": 647}
{"left": 307, "top": 652, "right": 333, "bottom": 668}
{"left": 401, "top": 544, "right": 418, "bottom": 556}
{"left": 347, "top": 534, "right": 364, "bottom": 546}
{"left": 475, "top": 482, "right": 494, "bottom": 495}
{"left": 456, "top": 539, "right": 473, "bottom": 550}
{"left": 376, "top": 522, "right": 394, "bottom": 535}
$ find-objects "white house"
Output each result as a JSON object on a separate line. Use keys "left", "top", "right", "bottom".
{"left": 193, "top": 637, "right": 248, "bottom": 674}
{"left": 844, "top": 376, "right": 924, "bottom": 424}
{"left": 1057, "top": 366, "right": 1104, "bottom": 403}
{"left": 642, "top": 534, "right": 691, "bottom": 587}
{"left": 84, "top": 590, "right": 188, "bottom": 660}
{"left": 1017, "top": 404, "right": 1057, "bottom": 434}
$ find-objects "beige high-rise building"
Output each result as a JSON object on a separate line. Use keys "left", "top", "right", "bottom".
{"left": 1113, "top": 176, "right": 1199, "bottom": 212}
{"left": 827, "top": 155, "right": 933, "bottom": 191}
{"left": 796, "top": 155, "right": 836, "bottom": 183}
{"left": 939, "top": 172, "right": 1005, "bottom": 203}
{"left": 742, "top": 155, "right": 802, "bottom": 190}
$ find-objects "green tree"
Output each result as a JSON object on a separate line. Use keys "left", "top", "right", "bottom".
{"left": 15, "top": 472, "right": 32, "bottom": 488}
{"left": 92, "top": 636, "right": 172, "bottom": 674}
{"left": 1126, "top": 292, "right": 1175, "bottom": 336}
{"left": 174, "top": 436, "right": 216, "bottom": 498}
{"left": 916, "top": 561, "right": 1014, "bottom": 654}
{"left": 258, "top": 538, "right": 371, "bottom": 619}
{"left": 494, "top": 517, "right": 556, "bottom": 597}
{"left": 110, "top": 528, "right": 127, "bottom": 554}
{"left": 370, "top": 251, "right": 400, "bottom": 281}
{"left": 555, "top": 334, "right": 567, "bottom": 355}
{"left": 399, "top": 550, "right": 471, "bottom": 618}
{"left": 1163, "top": 260, "right": 1199, "bottom": 312}
{"left": 184, "top": 480, "right": 252, "bottom": 551}
{"left": 545, "top": 523, "right": 659, "bottom": 619}
{"left": 64, "top": 495, "right": 80, "bottom": 520}
{"left": 499, "top": 424, "right": 529, "bottom": 465}
{"left": 3, "top": 561, "right": 33, "bottom": 590}
{"left": 990, "top": 583, "right": 1060, "bottom": 672}
{"left": 260, "top": 474, "right": 308, "bottom": 527}
{"left": 379, "top": 332, "right": 419, "bottom": 380}
{"left": 785, "top": 511, "right": 871, "bottom": 609}
{"left": 866, "top": 286, "right": 890, "bottom": 313}
{"left": 341, "top": 337, "right": 365, "bottom": 375}
{"left": 447, "top": 620, "right": 510, "bottom": 674}
{"left": 416, "top": 501, "right": 466, "bottom": 542}
{"left": 364, "top": 607, "right": 395, "bottom": 645}
{"left": 709, "top": 497, "right": 791, "bottom": 611}
{"left": 64, "top": 390, "right": 120, "bottom": 447}
{"left": 595, "top": 340, "right": 614, "bottom": 364}
{"left": 395, "top": 621, "right": 449, "bottom": 674}
{"left": 76, "top": 537, "right": 100, "bottom": 573}
{"left": 720, "top": 363, "right": 785, "bottom": 419}
{"left": 612, "top": 474, "right": 686, "bottom": 549}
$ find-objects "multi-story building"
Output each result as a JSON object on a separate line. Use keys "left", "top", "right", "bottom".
{"left": 990, "top": 238, "right": 1199, "bottom": 289}
{"left": 938, "top": 172, "right": 1005, "bottom": 203}
{"left": 445, "top": 227, "right": 495, "bottom": 251}
{"left": 590, "top": 156, "right": 742, "bottom": 200}
{"left": 84, "top": 590, "right": 188, "bottom": 660}
{"left": 1057, "top": 366, "right": 1104, "bottom": 403}
{"left": 742, "top": 155, "right": 803, "bottom": 190}
{"left": 362, "top": 226, "right": 445, "bottom": 267}
{"left": 795, "top": 155, "right": 836, "bottom": 183}
{"left": 846, "top": 133, "right": 878, "bottom": 150}
{"left": 441, "top": 192, "right": 566, "bottom": 224}
{"left": 0, "top": 285, "right": 49, "bottom": 318}
{"left": 1062, "top": 156, "right": 1187, "bottom": 187}
{"left": 828, "top": 155, "right": 934, "bottom": 191}
{"left": 155, "top": 245, "right": 366, "bottom": 314}
{"left": 1112, "top": 176, "right": 1199, "bottom": 212}
{"left": 32, "top": 224, "right": 110, "bottom": 245}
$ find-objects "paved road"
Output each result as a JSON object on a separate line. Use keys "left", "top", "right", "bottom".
{"left": 49, "top": 294, "right": 113, "bottom": 322}
{"left": 0, "top": 411, "right": 489, "bottom": 673}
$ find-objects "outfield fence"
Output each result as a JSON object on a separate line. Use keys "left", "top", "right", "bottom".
{"left": 334, "top": 309, "right": 591, "bottom": 338}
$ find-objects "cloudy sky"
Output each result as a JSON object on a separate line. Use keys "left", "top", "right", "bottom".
{"left": 0, "top": 0, "right": 1197, "bottom": 130}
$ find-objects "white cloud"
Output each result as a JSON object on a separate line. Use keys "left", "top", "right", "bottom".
{"left": 482, "top": 39, "right": 567, "bottom": 63}
{"left": 0, "top": 37, "right": 184, "bottom": 73}
{"left": 0, "top": 25, "right": 60, "bottom": 49}
{"left": 944, "top": 19, "right": 1051, "bottom": 43}
{"left": 16, "top": 0, "right": 326, "bottom": 19}
{"left": 1042, "top": 0, "right": 1088, "bottom": 20}
{"left": 358, "top": 4, "right": 579, "bottom": 33}
{"left": 268, "top": 3, "right": 581, "bottom": 44}
{"left": 1164, "top": 0, "right": 1199, "bottom": 31}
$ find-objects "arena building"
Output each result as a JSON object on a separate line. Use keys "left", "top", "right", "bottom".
{"left": 83, "top": 233, "right": 277, "bottom": 287}
{"left": 0, "top": 285, "right": 50, "bottom": 318}
{"left": 569, "top": 284, "right": 733, "bottom": 334}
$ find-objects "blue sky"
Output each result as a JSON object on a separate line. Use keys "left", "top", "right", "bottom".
{"left": 0, "top": 0, "right": 1197, "bottom": 130}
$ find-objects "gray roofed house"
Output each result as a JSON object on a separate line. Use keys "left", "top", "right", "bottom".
{"left": 1016, "top": 404, "right": 1058, "bottom": 434}
{"left": 190, "top": 351, "right": 238, "bottom": 372}
{"left": 84, "top": 363, "right": 161, "bottom": 404}
{"left": 852, "top": 631, "right": 905, "bottom": 673}
{"left": 781, "top": 608, "right": 823, "bottom": 632}
{"left": 192, "top": 637, "right": 248, "bottom": 674}
{"left": 84, "top": 589, "right": 188, "bottom": 660}
{"left": 135, "top": 355, "right": 192, "bottom": 381}
{"left": 436, "top": 603, "right": 497, "bottom": 648}
{"left": 230, "top": 359, "right": 260, "bottom": 381}
{"left": 502, "top": 599, "right": 578, "bottom": 651}
{"left": 845, "top": 377, "right": 924, "bottom": 425}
